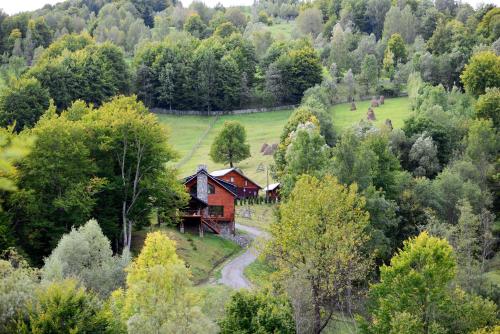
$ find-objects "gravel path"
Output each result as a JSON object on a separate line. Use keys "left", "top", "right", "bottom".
{"left": 219, "top": 223, "right": 267, "bottom": 289}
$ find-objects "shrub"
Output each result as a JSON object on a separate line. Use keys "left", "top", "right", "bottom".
{"left": 219, "top": 291, "right": 295, "bottom": 334}
{"left": 17, "top": 279, "right": 109, "bottom": 333}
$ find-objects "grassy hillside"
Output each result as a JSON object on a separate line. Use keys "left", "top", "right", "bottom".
{"left": 267, "top": 21, "right": 295, "bottom": 39}
{"left": 131, "top": 226, "right": 241, "bottom": 284}
{"left": 157, "top": 97, "right": 411, "bottom": 185}
{"left": 330, "top": 96, "right": 411, "bottom": 130}
{"left": 159, "top": 109, "right": 293, "bottom": 184}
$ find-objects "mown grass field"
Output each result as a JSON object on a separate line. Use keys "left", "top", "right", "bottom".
{"left": 131, "top": 226, "right": 241, "bottom": 284}
{"left": 235, "top": 204, "right": 277, "bottom": 231}
{"left": 267, "top": 21, "right": 295, "bottom": 39}
{"left": 157, "top": 97, "right": 411, "bottom": 185}
{"left": 330, "top": 96, "right": 411, "bottom": 131}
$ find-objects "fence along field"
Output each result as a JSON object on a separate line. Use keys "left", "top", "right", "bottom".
{"left": 157, "top": 97, "right": 411, "bottom": 185}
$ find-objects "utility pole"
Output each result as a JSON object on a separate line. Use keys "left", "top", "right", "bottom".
{"left": 266, "top": 165, "right": 269, "bottom": 202}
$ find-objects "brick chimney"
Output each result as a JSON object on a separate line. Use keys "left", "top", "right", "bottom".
{"left": 196, "top": 164, "right": 208, "bottom": 203}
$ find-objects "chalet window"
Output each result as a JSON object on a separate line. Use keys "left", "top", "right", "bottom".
{"left": 189, "top": 186, "right": 196, "bottom": 196}
{"left": 209, "top": 205, "right": 224, "bottom": 217}
{"left": 208, "top": 183, "right": 215, "bottom": 194}
{"left": 245, "top": 180, "right": 248, "bottom": 186}
{"left": 230, "top": 177, "right": 234, "bottom": 183}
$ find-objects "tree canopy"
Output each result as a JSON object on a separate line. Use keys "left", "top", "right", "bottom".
{"left": 210, "top": 121, "right": 251, "bottom": 168}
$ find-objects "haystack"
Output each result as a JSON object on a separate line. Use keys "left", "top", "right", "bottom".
{"left": 367, "top": 108, "right": 376, "bottom": 121}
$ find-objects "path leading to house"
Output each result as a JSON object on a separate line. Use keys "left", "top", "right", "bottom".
{"left": 219, "top": 223, "right": 267, "bottom": 289}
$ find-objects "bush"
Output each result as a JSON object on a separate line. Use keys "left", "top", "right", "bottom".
{"left": 475, "top": 87, "right": 500, "bottom": 127}
{"left": 42, "top": 219, "right": 130, "bottom": 297}
{"left": 17, "top": 279, "right": 109, "bottom": 333}
{"left": 219, "top": 291, "right": 295, "bottom": 334}
{"left": 377, "top": 79, "right": 399, "bottom": 97}
{"left": 460, "top": 51, "right": 500, "bottom": 97}
{"left": 0, "top": 252, "right": 39, "bottom": 332}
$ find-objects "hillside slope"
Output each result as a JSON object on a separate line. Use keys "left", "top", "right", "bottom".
{"left": 158, "top": 97, "right": 411, "bottom": 185}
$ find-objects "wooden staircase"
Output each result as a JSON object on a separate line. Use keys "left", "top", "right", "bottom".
{"left": 201, "top": 217, "right": 221, "bottom": 234}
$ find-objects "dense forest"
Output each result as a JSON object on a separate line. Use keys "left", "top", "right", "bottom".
{"left": 0, "top": 0, "right": 499, "bottom": 333}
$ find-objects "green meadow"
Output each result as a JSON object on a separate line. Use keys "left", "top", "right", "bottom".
{"left": 157, "top": 96, "right": 412, "bottom": 185}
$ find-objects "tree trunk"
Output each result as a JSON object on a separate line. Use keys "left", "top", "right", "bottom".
{"left": 122, "top": 201, "right": 129, "bottom": 250}
{"left": 127, "top": 219, "right": 132, "bottom": 249}
{"left": 312, "top": 283, "right": 322, "bottom": 334}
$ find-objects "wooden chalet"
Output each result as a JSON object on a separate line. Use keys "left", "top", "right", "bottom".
{"left": 210, "top": 168, "right": 262, "bottom": 199}
{"left": 181, "top": 165, "right": 238, "bottom": 236}
{"left": 263, "top": 182, "right": 280, "bottom": 201}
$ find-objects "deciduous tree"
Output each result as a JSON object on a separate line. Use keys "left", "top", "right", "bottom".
{"left": 42, "top": 219, "right": 130, "bottom": 297}
{"left": 0, "top": 77, "right": 50, "bottom": 131}
{"left": 361, "top": 232, "right": 497, "bottom": 334}
{"left": 475, "top": 87, "right": 500, "bottom": 127}
{"left": 266, "top": 175, "right": 371, "bottom": 333}
{"left": 210, "top": 121, "right": 251, "bottom": 168}
{"left": 111, "top": 231, "right": 216, "bottom": 333}
{"left": 296, "top": 8, "right": 323, "bottom": 37}
{"left": 0, "top": 253, "right": 39, "bottom": 332}
{"left": 460, "top": 51, "right": 500, "bottom": 97}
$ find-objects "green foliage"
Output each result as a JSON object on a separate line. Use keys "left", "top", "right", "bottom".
{"left": 281, "top": 124, "right": 329, "bottom": 194}
{"left": 331, "top": 131, "right": 400, "bottom": 195}
{"left": 224, "top": 8, "right": 248, "bottom": 29}
{"left": 39, "top": 33, "right": 93, "bottom": 61}
{"left": 386, "top": 33, "right": 407, "bottom": 63}
{"left": 210, "top": 121, "right": 251, "bottom": 167}
{"left": 184, "top": 14, "right": 207, "bottom": 38}
{"left": 6, "top": 96, "right": 187, "bottom": 263}
{"left": 358, "top": 54, "right": 378, "bottom": 95}
{"left": 0, "top": 77, "right": 50, "bottom": 131}
{"left": 296, "top": 8, "right": 323, "bottom": 37}
{"left": 42, "top": 219, "right": 130, "bottom": 297}
{"left": 267, "top": 175, "right": 371, "bottom": 332}
{"left": 0, "top": 127, "right": 33, "bottom": 193}
{"left": 464, "top": 118, "right": 499, "bottom": 163}
{"left": 460, "top": 51, "right": 500, "bottom": 97}
{"left": 134, "top": 34, "right": 256, "bottom": 111}
{"left": 475, "top": 87, "right": 500, "bottom": 128}
{"left": 111, "top": 231, "right": 216, "bottom": 333}
{"left": 219, "top": 291, "right": 295, "bottom": 334}
{"left": 477, "top": 7, "right": 500, "bottom": 43}
{"left": 330, "top": 23, "right": 351, "bottom": 73}
{"left": 267, "top": 43, "right": 322, "bottom": 104}
{"left": 214, "top": 22, "right": 238, "bottom": 38}
{"left": 28, "top": 37, "right": 130, "bottom": 110}
{"left": 17, "top": 279, "right": 109, "bottom": 333}
{"left": 361, "top": 232, "right": 497, "bottom": 334}
{"left": 408, "top": 134, "right": 441, "bottom": 177}
{"left": 0, "top": 253, "right": 39, "bottom": 332}
{"left": 382, "top": 48, "right": 395, "bottom": 79}
{"left": 274, "top": 105, "right": 321, "bottom": 176}
{"left": 10, "top": 104, "right": 102, "bottom": 262}
{"left": 402, "top": 115, "right": 457, "bottom": 166}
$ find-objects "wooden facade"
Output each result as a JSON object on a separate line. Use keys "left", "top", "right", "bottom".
{"left": 182, "top": 166, "right": 237, "bottom": 236}
{"left": 210, "top": 168, "right": 261, "bottom": 199}
{"left": 264, "top": 182, "right": 280, "bottom": 201}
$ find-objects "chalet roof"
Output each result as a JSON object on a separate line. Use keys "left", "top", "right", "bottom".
{"left": 189, "top": 195, "right": 208, "bottom": 206}
{"left": 210, "top": 167, "right": 262, "bottom": 189}
{"left": 210, "top": 168, "right": 236, "bottom": 177}
{"left": 263, "top": 183, "right": 280, "bottom": 191}
{"left": 183, "top": 169, "right": 238, "bottom": 197}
